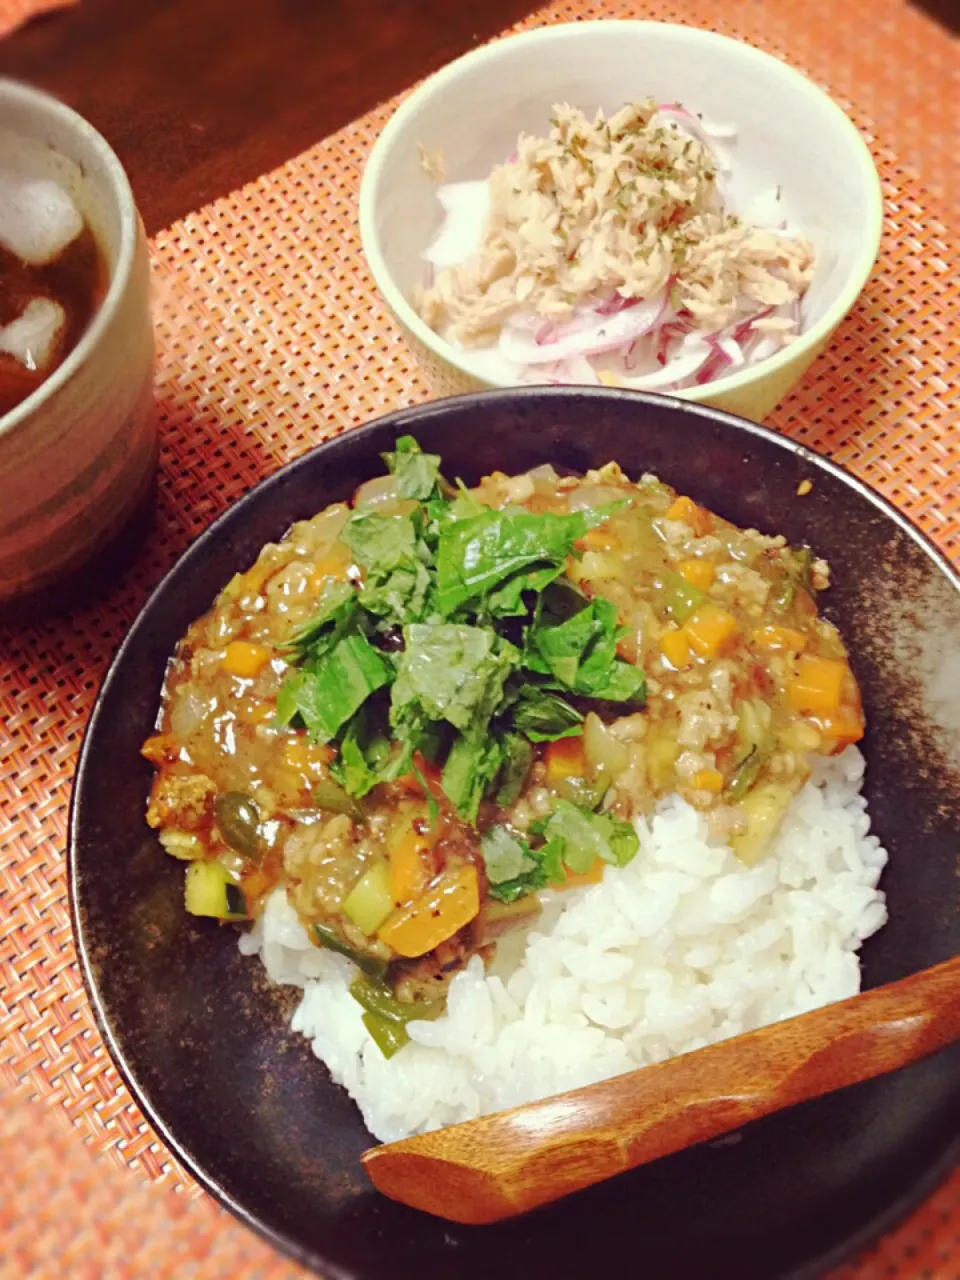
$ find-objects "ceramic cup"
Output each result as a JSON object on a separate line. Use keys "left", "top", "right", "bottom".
{"left": 0, "top": 79, "right": 156, "bottom": 615}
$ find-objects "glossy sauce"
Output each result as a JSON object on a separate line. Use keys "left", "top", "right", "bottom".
{"left": 143, "top": 463, "right": 864, "bottom": 990}
{"left": 0, "top": 225, "right": 107, "bottom": 418}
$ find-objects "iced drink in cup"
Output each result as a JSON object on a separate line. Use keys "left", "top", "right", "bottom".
{"left": 0, "top": 80, "right": 155, "bottom": 617}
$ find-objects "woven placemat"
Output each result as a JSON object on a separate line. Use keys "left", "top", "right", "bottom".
{"left": 1, "top": 0, "right": 957, "bottom": 1274}
{"left": 0, "top": 0, "right": 74, "bottom": 41}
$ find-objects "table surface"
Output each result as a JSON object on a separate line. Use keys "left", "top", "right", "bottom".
{"left": 0, "top": 0, "right": 543, "bottom": 234}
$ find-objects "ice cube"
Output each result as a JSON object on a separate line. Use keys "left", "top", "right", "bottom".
{"left": 0, "top": 171, "right": 83, "bottom": 266}
{"left": 0, "top": 298, "right": 66, "bottom": 371}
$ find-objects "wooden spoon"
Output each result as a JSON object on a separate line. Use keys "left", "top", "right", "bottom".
{"left": 363, "top": 952, "right": 960, "bottom": 1223}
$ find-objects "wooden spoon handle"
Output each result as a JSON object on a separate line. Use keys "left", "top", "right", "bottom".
{"left": 363, "top": 952, "right": 960, "bottom": 1223}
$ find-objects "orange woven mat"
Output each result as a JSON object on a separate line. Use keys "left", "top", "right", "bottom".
{"left": 1, "top": 0, "right": 958, "bottom": 1275}
{"left": 0, "top": 0, "right": 74, "bottom": 41}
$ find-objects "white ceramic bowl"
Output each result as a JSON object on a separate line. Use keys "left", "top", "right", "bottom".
{"left": 360, "top": 21, "right": 883, "bottom": 422}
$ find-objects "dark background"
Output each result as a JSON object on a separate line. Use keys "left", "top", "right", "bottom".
{"left": 0, "top": 0, "right": 538, "bottom": 233}
{"left": 0, "top": 0, "right": 954, "bottom": 236}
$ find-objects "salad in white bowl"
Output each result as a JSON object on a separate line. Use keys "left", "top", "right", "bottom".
{"left": 417, "top": 100, "right": 813, "bottom": 392}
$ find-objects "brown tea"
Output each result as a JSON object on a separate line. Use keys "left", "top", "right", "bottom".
{"left": 0, "top": 178, "right": 108, "bottom": 420}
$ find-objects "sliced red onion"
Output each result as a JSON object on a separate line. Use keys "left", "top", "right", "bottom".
{"left": 594, "top": 293, "right": 641, "bottom": 317}
{"left": 499, "top": 290, "right": 668, "bottom": 365}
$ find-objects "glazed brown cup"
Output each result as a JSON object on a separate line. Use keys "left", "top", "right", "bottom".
{"left": 0, "top": 80, "right": 156, "bottom": 614}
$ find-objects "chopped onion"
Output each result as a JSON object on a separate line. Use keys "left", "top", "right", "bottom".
{"left": 568, "top": 484, "right": 631, "bottom": 511}
{"left": 499, "top": 291, "right": 668, "bottom": 365}
{"left": 354, "top": 474, "right": 399, "bottom": 507}
{"left": 627, "top": 335, "right": 712, "bottom": 390}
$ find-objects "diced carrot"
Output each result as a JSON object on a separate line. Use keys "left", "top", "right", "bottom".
{"left": 660, "top": 627, "right": 691, "bottom": 670}
{"left": 283, "top": 737, "right": 335, "bottom": 771}
{"left": 691, "top": 768, "right": 724, "bottom": 793}
{"left": 545, "top": 735, "right": 586, "bottom": 782}
{"left": 221, "top": 640, "right": 272, "bottom": 678}
{"left": 395, "top": 754, "right": 442, "bottom": 796}
{"left": 752, "top": 625, "right": 808, "bottom": 652}
{"left": 676, "top": 558, "right": 715, "bottom": 591}
{"left": 241, "top": 868, "right": 272, "bottom": 908}
{"left": 141, "top": 734, "right": 181, "bottom": 766}
{"left": 562, "top": 856, "right": 606, "bottom": 888}
{"left": 388, "top": 828, "right": 431, "bottom": 905}
{"left": 665, "top": 495, "right": 712, "bottom": 537}
{"left": 308, "top": 551, "right": 352, "bottom": 591}
{"left": 684, "top": 604, "right": 740, "bottom": 657}
{"left": 238, "top": 562, "right": 273, "bottom": 597}
{"left": 377, "top": 863, "right": 480, "bottom": 957}
{"left": 245, "top": 702, "right": 275, "bottom": 724}
{"left": 787, "top": 655, "right": 848, "bottom": 714}
{"left": 811, "top": 704, "right": 865, "bottom": 751}
{"left": 577, "top": 526, "right": 619, "bottom": 552}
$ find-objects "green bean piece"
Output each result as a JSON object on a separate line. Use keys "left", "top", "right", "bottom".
{"left": 361, "top": 1011, "right": 410, "bottom": 1058}
{"left": 728, "top": 741, "right": 774, "bottom": 800}
{"left": 312, "top": 776, "right": 364, "bottom": 819}
{"left": 772, "top": 576, "right": 795, "bottom": 611}
{"left": 557, "top": 774, "right": 607, "bottom": 811}
{"left": 313, "top": 923, "right": 388, "bottom": 980}
{"left": 350, "top": 975, "right": 443, "bottom": 1025}
{"left": 214, "top": 791, "right": 261, "bottom": 859}
{"left": 658, "top": 572, "right": 706, "bottom": 622}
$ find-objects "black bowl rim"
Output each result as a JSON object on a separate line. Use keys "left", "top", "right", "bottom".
{"left": 68, "top": 386, "right": 960, "bottom": 1277}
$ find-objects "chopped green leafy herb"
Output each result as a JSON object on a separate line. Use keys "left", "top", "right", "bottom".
{"left": 391, "top": 623, "right": 517, "bottom": 735}
{"left": 480, "top": 825, "right": 566, "bottom": 903}
{"left": 381, "top": 435, "right": 443, "bottom": 501}
{"left": 280, "top": 633, "right": 394, "bottom": 744}
{"left": 279, "top": 580, "right": 358, "bottom": 658}
{"left": 434, "top": 506, "right": 611, "bottom": 618}
{"left": 510, "top": 685, "right": 584, "bottom": 741}
{"left": 494, "top": 733, "right": 534, "bottom": 807}
{"left": 274, "top": 438, "right": 648, "bottom": 818}
{"left": 528, "top": 594, "right": 646, "bottom": 703}
{"left": 540, "top": 798, "right": 640, "bottom": 873}
{"left": 441, "top": 733, "right": 504, "bottom": 823}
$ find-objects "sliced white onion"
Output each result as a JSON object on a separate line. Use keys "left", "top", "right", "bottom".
{"left": 747, "top": 335, "right": 781, "bottom": 363}
{"left": 499, "top": 291, "right": 667, "bottom": 365}
{"left": 622, "top": 334, "right": 712, "bottom": 390}
{"left": 354, "top": 473, "right": 399, "bottom": 507}
{"left": 561, "top": 353, "right": 600, "bottom": 385}
{"left": 422, "top": 180, "right": 490, "bottom": 269}
{"left": 716, "top": 336, "right": 745, "bottom": 368}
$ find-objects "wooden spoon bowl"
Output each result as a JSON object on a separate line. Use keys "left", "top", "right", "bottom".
{"left": 364, "top": 953, "right": 960, "bottom": 1223}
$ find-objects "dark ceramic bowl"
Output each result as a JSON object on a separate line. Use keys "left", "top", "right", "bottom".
{"left": 70, "top": 389, "right": 960, "bottom": 1280}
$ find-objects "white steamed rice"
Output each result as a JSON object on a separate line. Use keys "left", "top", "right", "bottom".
{"left": 238, "top": 746, "right": 887, "bottom": 1143}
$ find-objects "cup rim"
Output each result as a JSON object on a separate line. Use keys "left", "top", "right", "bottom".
{"left": 359, "top": 20, "right": 884, "bottom": 402}
{"left": 0, "top": 78, "right": 140, "bottom": 439}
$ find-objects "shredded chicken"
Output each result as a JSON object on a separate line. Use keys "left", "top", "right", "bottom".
{"left": 419, "top": 101, "right": 814, "bottom": 347}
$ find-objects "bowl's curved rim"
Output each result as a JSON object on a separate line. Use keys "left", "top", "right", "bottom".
{"left": 358, "top": 19, "right": 884, "bottom": 404}
{"left": 69, "top": 388, "right": 959, "bottom": 1278}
